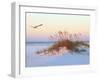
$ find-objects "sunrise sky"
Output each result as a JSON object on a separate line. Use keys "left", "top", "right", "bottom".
{"left": 26, "top": 13, "right": 90, "bottom": 42}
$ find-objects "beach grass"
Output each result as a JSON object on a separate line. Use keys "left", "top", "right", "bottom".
{"left": 36, "top": 31, "right": 89, "bottom": 56}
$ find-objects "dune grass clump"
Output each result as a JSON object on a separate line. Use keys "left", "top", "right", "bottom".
{"left": 36, "top": 31, "right": 89, "bottom": 56}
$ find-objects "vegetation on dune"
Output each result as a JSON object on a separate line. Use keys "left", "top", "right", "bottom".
{"left": 36, "top": 31, "right": 89, "bottom": 56}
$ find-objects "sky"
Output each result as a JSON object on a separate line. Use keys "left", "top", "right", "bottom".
{"left": 26, "top": 12, "right": 90, "bottom": 42}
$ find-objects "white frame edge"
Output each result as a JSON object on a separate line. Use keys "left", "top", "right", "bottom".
{"left": 11, "top": 2, "right": 20, "bottom": 78}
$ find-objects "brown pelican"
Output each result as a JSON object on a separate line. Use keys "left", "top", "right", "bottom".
{"left": 31, "top": 24, "right": 43, "bottom": 28}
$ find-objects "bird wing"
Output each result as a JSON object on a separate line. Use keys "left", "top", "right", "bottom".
{"left": 32, "top": 24, "right": 43, "bottom": 28}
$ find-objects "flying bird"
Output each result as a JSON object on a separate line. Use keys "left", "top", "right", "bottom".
{"left": 31, "top": 24, "right": 43, "bottom": 28}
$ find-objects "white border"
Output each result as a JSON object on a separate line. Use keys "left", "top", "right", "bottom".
{"left": 11, "top": 2, "right": 96, "bottom": 78}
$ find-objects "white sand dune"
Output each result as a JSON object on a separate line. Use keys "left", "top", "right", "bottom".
{"left": 26, "top": 43, "right": 89, "bottom": 67}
